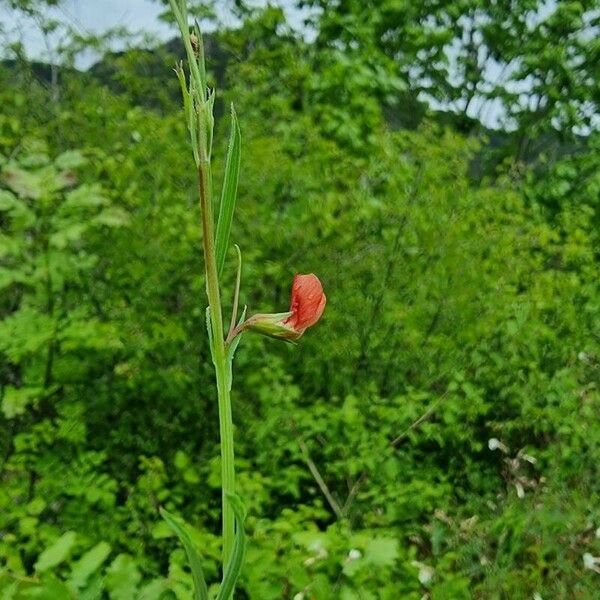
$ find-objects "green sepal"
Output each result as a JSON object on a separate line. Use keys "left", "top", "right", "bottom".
{"left": 159, "top": 508, "right": 209, "bottom": 600}
{"left": 242, "top": 312, "right": 299, "bottom": 343}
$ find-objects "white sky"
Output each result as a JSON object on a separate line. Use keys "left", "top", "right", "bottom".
{"left": 0, "top": 1, "right": 507, "bottom": 128}
{"left": 55, "top": 0, "right": 174, "bottom": 35}
{"left": 0, "top": 1, "right": 569, "bottom": 130}
{"left": 0, "top": 1, "right": 308, "bottom": 65}
{"left": 1, "top": 1, "right": 222, "bottom": 66}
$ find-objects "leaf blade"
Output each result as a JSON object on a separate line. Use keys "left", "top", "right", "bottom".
{"left": 68, "top": 541, "right": 111, "bottom": 590}
{"left": 34, "top": 531, "right": 77, "bottom": 573}
{"left": 159, "top": 508, "right": 209, "bottom": 600}
{"left": 216, "top": 494, "right": 247, "bottom": 600}
{"left": 215, "top": 105, "right": 241, "bottom": 276}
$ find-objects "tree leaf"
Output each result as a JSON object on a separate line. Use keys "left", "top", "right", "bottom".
{"left": 138, "top": 578, "right": 171, "bottom": 600}
{"left": 0, "top": 307, "right": 55, "bottom": 361}
{"left": 0, "top": 189, "right": 17, "bottom": 210}
{"left": 68, "top": 542, "right": 111, "bottom": 590}
{"left": 93, "top": 207, "right": 130, "bottom": 227}
{"left": 49, "top": 223, "right": 88, "bottom": 249}
{"left": 60, "top": 184, "right": 108, "bottom": 212}
{"left": 34, "top": 532, "right": 77, "bottom": 573}
{"left": 2, "top": 165, "right": 44, "bottom": 199}
{"left": 1, "top": 386, "right": 44, "bottom": 419}
{"left": 0, "top": 266, "right": 29, "bottom": 290}
{"left": 23, "top": 575, "right": 73, "bottom": 599}
{"left": 54, "top": 150, "right": 87, "bottom": 170}
{"left": 105, "top": 554, "right": 141, "bottom": 600}
{"left": 363, "top": 537, "right": 399, "bottom": 568}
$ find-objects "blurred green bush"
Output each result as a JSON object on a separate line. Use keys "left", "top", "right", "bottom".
{"left": 0, "top": 2, "right": 599, "bottom": 598}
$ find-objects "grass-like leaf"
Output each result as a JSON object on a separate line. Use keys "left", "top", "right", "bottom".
{"left": 159, "top": 508, "right": 209, "bottom": 600}
{"left": 225, "top": 304, "right": 247, "bottom": 393}
{"left": 216, "top": 494, "right": 247, "bottom": 600}
{"left": 215, "top": 105, "right": 241, "bottom": 277}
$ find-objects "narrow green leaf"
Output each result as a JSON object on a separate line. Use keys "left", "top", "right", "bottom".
{"left": 227, "top": 244, "right": 243, "bottom": 340}
{"left": 216, "top": 494, "right": 247, "bottom": 600}
{"left": 205, "top": 306, "right": 215, "bottom": 365}
{"left": 225, "top": 305, "right": 246, "bottom": 393}
{"left": 159, "top": 508, "right": 208, "bottom": 600}
{"left": 215, "top": 105, "right": 241, "bottom": 276}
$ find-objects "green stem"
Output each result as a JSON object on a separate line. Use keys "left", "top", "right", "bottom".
{"left": 197, "top": 157, "right": 235, "bottom": 571}
{"left": 169, "top": 0, "right": 235, "bottom": 581}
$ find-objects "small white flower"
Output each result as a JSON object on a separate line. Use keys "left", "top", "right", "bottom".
{"left": 293, "top": 594, "right": 305, "bottom": 600}
{"left": 348, "top": 548, "right": 362, "bottom": 561}
{"left": 488, "top": 438, "right": 509, "bottom": 453}
{"left": 578, "top": 351, "right": 589, "bottom": 363}
{"left": 583, "top": 553, "right": 600, "bottom": 573}
{"left": 533, "top": 593, "right": 543, "bottom": 600}
{"left": 418, "top": 565, "right": 434, "bottom": 585}
{"left": 515, "top": 482, "right": 525, "bottom": 498}
{"left": 411, "top": 561, "right": 434, "bottom": 585}
{"left": 303, "top": 540, "right": 328, "bottom": 566}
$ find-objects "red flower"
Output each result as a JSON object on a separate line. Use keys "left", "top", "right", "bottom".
{"left": 238, "top": 273, "right": 326, "bottom": 341}
{"left": 284, "top": 274, "right": 327, "bottom": 334}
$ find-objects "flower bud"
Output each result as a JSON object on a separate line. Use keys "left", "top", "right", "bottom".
{"left": 190, "top": 32, "right": 200, "bottom": 57}
{"left": 241, "top": 274, "right": 326, "bottom": 342}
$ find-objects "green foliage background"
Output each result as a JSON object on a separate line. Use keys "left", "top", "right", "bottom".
{"left": 0, "top": 1, "right": 599, "bottom": 598}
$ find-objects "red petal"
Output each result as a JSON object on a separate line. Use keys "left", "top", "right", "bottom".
{"left": 285, "top": 273, "right": 326, "bottom": 332}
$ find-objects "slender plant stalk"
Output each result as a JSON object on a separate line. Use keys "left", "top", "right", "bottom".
{"left": 166, "top": 7, "right": 323, "bottom": 594}
{"left": 197, "top": 157, "right": 235, "bottom": 567}
{"left": 169, "top": 0, "right": 236, "bottom": 573}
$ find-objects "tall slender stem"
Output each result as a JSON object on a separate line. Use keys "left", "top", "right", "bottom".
{"left": 197, "top": 156, "right": 235, "bottom": 569}
{"left": 168, "top": 0, "right": 236, "bottom": 580}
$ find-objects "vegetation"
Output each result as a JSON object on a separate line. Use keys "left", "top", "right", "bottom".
{"left": 0, "top": 0, "right": 599, "bottom": 598}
